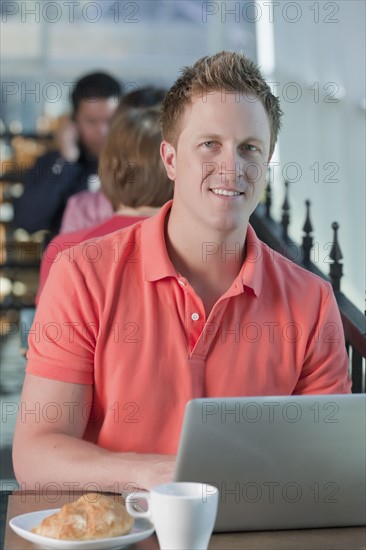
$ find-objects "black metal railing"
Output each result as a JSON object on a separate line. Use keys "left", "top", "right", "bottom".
{"left": 250, "top": 171, "right": 366, "bottom": 393}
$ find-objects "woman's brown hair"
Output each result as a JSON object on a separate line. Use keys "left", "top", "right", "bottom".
{"left": 99, "top": 108, "right": 172, "bottom": 210}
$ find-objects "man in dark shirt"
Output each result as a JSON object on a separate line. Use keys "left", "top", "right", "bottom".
{"left": 13, "top": 72, "right": 121, "bottom": 235}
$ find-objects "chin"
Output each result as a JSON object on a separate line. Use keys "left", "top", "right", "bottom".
{"left": 91, "top": 149, "right": 103, "bottom": 159}
{"left": 209, "top": 216, "right": 244, "bottom": 234}
{"left": 85, "top": 143, "right": 103, "bottom": 157}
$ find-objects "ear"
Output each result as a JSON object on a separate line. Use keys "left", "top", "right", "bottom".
{"left": 160, "top": 141, "right": 177, "bottom": 181}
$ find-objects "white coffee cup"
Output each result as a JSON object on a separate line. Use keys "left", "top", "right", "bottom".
{"left": 125, "top": 482, "right": 219, "bottom": 550}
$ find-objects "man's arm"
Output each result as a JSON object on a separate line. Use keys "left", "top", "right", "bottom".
{"left": 13, "top": 374, "right": 175, "bottom": 492}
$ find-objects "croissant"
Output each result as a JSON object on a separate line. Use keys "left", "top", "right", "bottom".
{"left": 32, "top": 493, "right": 134, "bottom": 540}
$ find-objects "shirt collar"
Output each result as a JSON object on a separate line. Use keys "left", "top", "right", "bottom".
{"left": 238, "top": 223, "right": 263, "bottom": 297}
{"left": 141, "top": 200, "right": 263, "bottom": 297}
{"left": 141, "top": 200, "right": 177, "bottom": 281}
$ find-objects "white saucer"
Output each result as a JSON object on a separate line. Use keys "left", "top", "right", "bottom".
{"left": 9, "top": 508, "right": 155, "bottom": 549}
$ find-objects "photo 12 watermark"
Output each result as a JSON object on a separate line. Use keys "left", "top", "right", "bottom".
{"left": 199, "top": 319, "right": 341, "bottom": 345}
{"left": 1, "top": 399, "right": 140, "bottom": 425}
{"left": 1, "top": 81, "right": 137, "bottom": 105}
{"left": 201, "top": 2, "right": 340, "bottom": 25}
{"left": 201, "top": 399, "right": 340, "bottom": 423}
{"left": 201, "top": 239, "right": 343, "bottom": 266}
{"left": 1, "top": 319, "right": 141, "bottom": 345}
{"left": 1, "top": 1, "right": 140, "bottom": 24}
{"left": 0, "top": 480, "right": 142, "bottom": 503}
{"left": 208, "top": 480, "right": 340, "bottom": 504}
{"left": 200, "top": 83, "right": 342, "bottom": 105}
{"left": 201, "top": 160, "right": 340, "bottom": 186}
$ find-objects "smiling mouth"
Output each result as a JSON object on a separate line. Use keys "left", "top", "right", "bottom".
{"left": 210, "top": 188, "right": 244, "bottom": 197}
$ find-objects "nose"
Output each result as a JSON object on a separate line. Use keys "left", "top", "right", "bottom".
{"left": 99, "top": 122, "right": 109, "bottom": 139}
{"left": 219, "top": 148, "right": 242, "bottom": 184}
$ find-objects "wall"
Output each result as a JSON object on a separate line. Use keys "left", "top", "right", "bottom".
{"left": 263, "top": 0, "right": 365, "bottom": 310}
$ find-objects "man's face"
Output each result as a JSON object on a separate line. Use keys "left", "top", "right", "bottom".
{"left": 74, "top": 97, "right": 118, "bottom": 158}
{"left": 162, "top": 90, "right": 272, "bottom": 234}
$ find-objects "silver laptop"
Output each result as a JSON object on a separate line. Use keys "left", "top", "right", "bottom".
{"left": 174, "top": 394, "right": 366, "bottom": 532}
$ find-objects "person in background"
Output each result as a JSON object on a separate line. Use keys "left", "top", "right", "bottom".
{"left": 35, "top": 107, "right": 172, "bottom": 303}
{"left": 13, "top": 72, "right": 122, "bottom": 235}
{"left": 59, "top": 86, "right": 167, "bottom": 233}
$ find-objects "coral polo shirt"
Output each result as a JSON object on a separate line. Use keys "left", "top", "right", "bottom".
{"left": 26, "top": 200, "right": 351, "bottom": 455}
{"left": 35, "top": 215, "right": 146, "bottom": 305}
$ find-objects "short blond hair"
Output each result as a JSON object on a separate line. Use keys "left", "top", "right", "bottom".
{"left": 99, "top": 108, "right": 172, "bottom": 209}
{"left": 160, "top": 51, "right": 283, "bottom": 155}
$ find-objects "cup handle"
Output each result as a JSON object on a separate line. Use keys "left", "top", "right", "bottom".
{"left": 125, "top": 491, "right": 152, "bottom": 520}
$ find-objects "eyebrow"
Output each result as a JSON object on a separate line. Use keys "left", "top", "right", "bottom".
{"left": 196, "top": 134, "right": 264, "bottom": 144}
{"left": 196, "top": 133, "right": 222, "bottom": 140}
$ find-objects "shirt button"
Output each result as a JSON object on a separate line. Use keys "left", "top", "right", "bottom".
{"left": 178, "top": 279, "right": 186, "bottom": 287}
{"left": 191, "top": 313, "right": 200, "bottom": 321}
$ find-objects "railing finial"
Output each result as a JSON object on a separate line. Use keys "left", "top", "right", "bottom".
{"left": 329, "top": 222, "right": 343, "bottom": 291}
{"left": 265, "top": 166, "right": 272, "bottom": 218}
{"left": 302, "top": 200, "right": 314, "bottom": 264}
{"left": 281, "top": 180, "right": 290, "bottom": 239}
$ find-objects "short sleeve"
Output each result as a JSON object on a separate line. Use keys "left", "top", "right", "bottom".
{"left": 26, "top": 250, "right": 98, "bottom": 384}
{"left": 294, "top": 282, "right": 352, "bottom": 394}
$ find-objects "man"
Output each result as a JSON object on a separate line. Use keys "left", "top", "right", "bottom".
{"left": 13, "top": 52, "right": 351, "bottom": 494}
{"left": 13, "top": 72, "right": 121, "bottom": 235}
{"left": 58, "top": 86, "right": 167, "bottom": 233}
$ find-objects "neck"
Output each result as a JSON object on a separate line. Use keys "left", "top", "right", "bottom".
{"left": 114, "top": 205, "right": 160, "bottom": 217}
{"left": 166, "top": 203, "right": 248, "bottom": 307}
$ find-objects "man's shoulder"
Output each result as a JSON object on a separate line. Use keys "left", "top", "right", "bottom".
{"left": 260, "top": 239, "right": 332, "bottom": 294}
{"left": 29, "top": 150, "right": 81, "bottom": 176}
{"left": 34, "top": 150, "right": 63, "bottom": 164}
{"left": 60, "top": 218, "right": 145, "bottom": 271}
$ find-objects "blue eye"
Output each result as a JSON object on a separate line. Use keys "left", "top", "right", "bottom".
{"left": 203, "top": 141, "right": 216, "bottom": 148}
